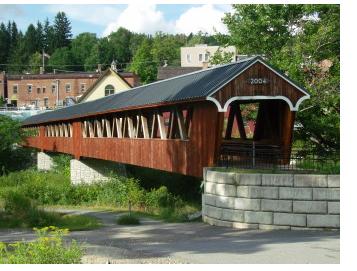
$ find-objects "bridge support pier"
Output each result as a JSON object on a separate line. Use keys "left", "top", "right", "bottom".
{"left": 37, "top": 152, "right": 54, "bottom": 171}
{"left": 70, "top": 158, "right": 127, "bottom": 185}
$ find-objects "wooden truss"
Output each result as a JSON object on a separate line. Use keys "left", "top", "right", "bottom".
{"left": 81, "top": 107, "right": 192, "bottom": 140}
{"left": 45, "top": 123, "right": 73, "bottom": 138}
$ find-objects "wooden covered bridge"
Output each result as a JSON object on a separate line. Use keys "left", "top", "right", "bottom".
{"left": 22, "top": 56, "right": 310, "bottom": 178}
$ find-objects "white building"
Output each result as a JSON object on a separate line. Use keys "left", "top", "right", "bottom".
{"left": 180, "top": 44, "right": 237, "bottom": 68}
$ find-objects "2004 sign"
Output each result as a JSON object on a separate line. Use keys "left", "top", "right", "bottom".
{"left": 248, "top": 78, "right": 269, "bottom": 85}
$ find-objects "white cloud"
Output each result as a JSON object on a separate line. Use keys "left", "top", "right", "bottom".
{"left": 102, "top": 4, "right": 229, "bottom": 36}
{"left": 103, "top": 4, "right": 172, "bottom": 36}
{"left": 47, "top": 5, "right": 123, "bottom": 26}
{"left": 174, "top": 4, "right": 228, "bottom": 35}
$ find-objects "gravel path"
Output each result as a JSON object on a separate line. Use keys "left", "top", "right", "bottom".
{"left": 0, "top": 208, "right": 340, "bottom": 264}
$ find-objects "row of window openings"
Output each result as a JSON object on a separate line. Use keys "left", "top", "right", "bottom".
{"left": 12, "top": 84, "right": 86, "bottom": 94}
{"left": 81, "top": 110, "right": 192, "bottom": 140}
{"left": 186, "top": 52, "right": 210, "bottom": 63}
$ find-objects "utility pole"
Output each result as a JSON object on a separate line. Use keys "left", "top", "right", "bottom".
{"left": 53, "top": 79, "right": 60, "bottom": 108}
{"left": 42, "top": 49, "right": 45, "bottom": 73}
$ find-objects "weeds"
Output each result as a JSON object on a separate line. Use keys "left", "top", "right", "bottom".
{"left": 0, "top": 226, "right": 83, "bottom": 264}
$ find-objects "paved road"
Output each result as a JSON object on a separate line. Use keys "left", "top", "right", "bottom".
{"left": 0, "top": 209, "right": 340, "bottom": 264}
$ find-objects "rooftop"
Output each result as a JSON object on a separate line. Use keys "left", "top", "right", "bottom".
{"left": 22, "top": 56, "right": 309, "bottom": 126}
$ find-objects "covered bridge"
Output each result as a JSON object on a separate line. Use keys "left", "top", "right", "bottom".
{"left": 22, "top": 56, "right": 310, "bottom": 178}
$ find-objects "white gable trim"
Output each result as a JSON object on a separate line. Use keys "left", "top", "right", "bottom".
{"left": 207, "top": 95, "right": 310, "bottom": 112}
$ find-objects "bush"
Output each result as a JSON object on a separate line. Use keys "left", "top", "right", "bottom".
{"left": 3, "top": 190, "right": 34, "bottom": 216}
{"left": 117, "top": 214, "right": 140, "bottom": 225}
{"left": 52, "top": 154, "right": 71, "bottom": 177}
{"left": 0, "top": 226, "right": 83, "bottom": 264}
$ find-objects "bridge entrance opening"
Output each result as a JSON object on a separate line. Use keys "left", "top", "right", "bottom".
{"left": 218, "top": 99, "right": 295, "bottom": 168}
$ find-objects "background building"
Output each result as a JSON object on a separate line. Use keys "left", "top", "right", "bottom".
{"left": 78, "top": 68, "right": 133, "bottom": 103}
{"left": 180, "top": 44, "right": 237, "bottom": 68}
{"left": 3, "top": 70, "right": 138, "bottom": 109}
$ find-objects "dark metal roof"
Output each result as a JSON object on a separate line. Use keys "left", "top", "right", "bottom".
{"left": 22, "top": 56, "right": 308, "bottom": 126}
{"left": 157, "top": 66, "right": 202, "bottom": 80}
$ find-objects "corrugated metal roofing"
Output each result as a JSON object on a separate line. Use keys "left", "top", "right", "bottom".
{"left": 22, "top": 56, "right": 308, "bottom": 126}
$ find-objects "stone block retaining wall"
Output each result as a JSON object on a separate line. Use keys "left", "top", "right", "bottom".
{"left": 202, "top": 169, "right": 340, "bottom": 230}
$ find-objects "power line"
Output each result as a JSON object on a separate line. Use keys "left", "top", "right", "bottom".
{"left": 0, "top": 60, "right": 161, "bottom": 67}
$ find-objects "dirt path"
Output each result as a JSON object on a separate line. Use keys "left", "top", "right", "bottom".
{"left": 0, "top": 208, "right": 340, "bottom": 264}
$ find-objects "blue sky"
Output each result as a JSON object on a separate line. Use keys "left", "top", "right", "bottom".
{"left": 0, "top": 4, "right": 232, "bottom": 37}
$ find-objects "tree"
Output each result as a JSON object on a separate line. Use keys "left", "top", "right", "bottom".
{"left": 0, "top": 115, "right": 34, "bottom": 173}
{"left": 223, "top": 5, "right": 304, "bottom": 58}
{"left": 210, "top": 47, "right": 234, "bottom": 65}
{"left": 152, "top": 32, "right": 183, "bottom": 66}
{"left": 53, "top": 12, "right": 72, "bottom": 49}
{"left": 48, "top": 47, "right": 74, "bottom": 71}
{"left": 84, "top": 38, "right": 114, "bottom": 71}
{"left": 35, "top": 21, "right": 44, "bottom": 52}
{"left": 108, "top": 27, "right": 132, "bottom": 65}
{"left": 0, "top": 23, "right": 11, "bottom": 65}
{"left": 28, "top": 52, "right": 42, "bottom": 73}
{"left": 222, "top": 4, "right": 340, "bottom": 151}
{"left": 43, "top": 18, "right": 56, "bottom": 54}
{"left": 23, "top": 24, "right": 38, "bottom": 57}
{"left": 130, "top": 38, "right": 157, "bottom": 84}
{"left": 71, "top": 32, "right": 97, "bottom": 71}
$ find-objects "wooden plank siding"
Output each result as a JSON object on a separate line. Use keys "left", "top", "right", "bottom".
{"left": 212, "top": 62, "right": 305, "bottom": 108}
{"left": 22, "top": 102, "right": 222, "bottom": 177}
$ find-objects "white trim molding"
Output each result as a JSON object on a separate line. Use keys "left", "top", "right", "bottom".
{"left": 207, "top": 95, "right": 310, "bottom": 112}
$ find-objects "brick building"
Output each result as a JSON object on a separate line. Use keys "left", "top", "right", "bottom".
{"left": 5, "top": 71, "right": 139, "bottom": 109}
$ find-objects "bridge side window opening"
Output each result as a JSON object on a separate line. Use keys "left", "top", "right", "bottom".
{"left": 23, "top": 126, "right": 39, "bottom": 137}
{"left": 81, "top": 106, "right": 193, "bottom": 140}
{"left": 45, "top": 122, "right": 73, "bottom": 138}
{"left": 105, "top": 85, "right": 115, "bottom": 96}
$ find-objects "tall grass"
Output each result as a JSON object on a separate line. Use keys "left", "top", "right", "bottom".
{"left": 0, "top": 169, "right": 200, "bottom": 222}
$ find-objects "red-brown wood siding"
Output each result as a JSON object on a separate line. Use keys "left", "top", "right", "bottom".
{"left": 212, "top": 62, "right": 305, "bottom": 108}
{"left": 23, "top": 102, "right": 221, "bottom": 178}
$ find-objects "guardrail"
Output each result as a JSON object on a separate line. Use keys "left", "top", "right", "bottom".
{"left": 217, "top": 141, "right": 339, "bottom": 173}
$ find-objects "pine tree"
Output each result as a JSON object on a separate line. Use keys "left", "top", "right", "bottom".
{"left": 24, "top": 24, "right": 38, "bottom": 56}
{"left": 53, "top": 12, "right": 72, "bottom": 48}
{"left": 0, "top": 23, "right": 10, "bottom": 65}
{"left": 10, "top": 21, "right": 19, "bottom": 50}
{"left": 35, "top": 21, "right": 44, "bottom": 52}
{"left": 43, "top": 18, "right": 55, "bottom": 54}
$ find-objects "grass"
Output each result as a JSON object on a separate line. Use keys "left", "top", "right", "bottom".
{"left": 0, "top": 191, "right": 101, "bottom": 231}
{"left": 0, "top": 210, "right": 101, "bottom": 231}
{"left": 117, "top": 214, "right": 140, "bottom": 225}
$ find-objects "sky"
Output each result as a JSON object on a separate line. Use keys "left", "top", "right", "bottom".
{"left": 0, "top": 4, "right": 233, "bottom": 37}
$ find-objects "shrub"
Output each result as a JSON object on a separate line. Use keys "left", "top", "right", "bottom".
{"left": 3, "top": 190, "right": 34, "bottom": 217}
{"left": 52, "top": 154, "right": 71, "bottom": 177}
{"left": 0, "top": 226, "right": 83, "bottom": 264}
{"left": 117, "top": 214, "right": 140, "bottom": 225}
